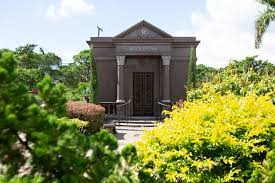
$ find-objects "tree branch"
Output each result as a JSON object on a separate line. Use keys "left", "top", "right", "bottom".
{"left": 15, "top": 132, "right": 32, "bottom": 152}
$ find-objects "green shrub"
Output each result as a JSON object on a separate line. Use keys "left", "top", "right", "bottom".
{"left": 16, "top": 67, "right": 43, "bottom": 89}
{"left": 249, "top": 143, "right": 275, "bottom": 183}
{"left": 195, "top": 64, "right": 218, "bottom": 87}
{"left": 0, "top": 51, "right": 92, "bottom": 181}
{"left": 68, "top": 118, "right": 97, "bottom": 134}
{"left": 187, "top": 46, "right": 196, "bottom": 89}
{"left": 188, "top": 57, "right": 275, "bottom": 101}
{"left": 188, "top": 68, "right": 275, "bottom": 101}
{"left": 137, "top": 94, "right": 275, "bottom": 182}
{"left": 0, "top": 176, "right": 44, "bottom": 183}
{"left": 64, "top": 87, "right": 83, "bottom": 101}
{"left": 225, "top": 56, "right": 275, "bottom": 75}
{"left": 63, "top": 82, "right": 90, "bottom": 101}
{"left": 66, "top": 101, "right": 105, "bottom": 133}
{"left": 37, "top": 75, "right": 67, "bottom": 117}
{"left": 0, "top": 51, "right": 139, "bottom": 182}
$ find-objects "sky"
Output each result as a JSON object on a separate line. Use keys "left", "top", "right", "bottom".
{"left": 0, "top": 0, "right": 274, "bottom": 68}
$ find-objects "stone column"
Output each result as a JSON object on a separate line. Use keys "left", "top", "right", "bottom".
{"left": 116, "top": 56, "right": 125, "bottom": 103}
{"left": 162, "top": 56, "right": 171, "bottom": 103}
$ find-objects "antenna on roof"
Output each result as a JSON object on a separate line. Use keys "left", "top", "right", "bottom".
{"left": 97, "top": 25, "right": 103, "bottom": 37}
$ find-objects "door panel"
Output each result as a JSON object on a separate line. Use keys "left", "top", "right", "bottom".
{"left": 133, "top": 72, "right": 154, "bottom": 116}
{"left": 133, "top": 73, "right": 143, "bottom": 115}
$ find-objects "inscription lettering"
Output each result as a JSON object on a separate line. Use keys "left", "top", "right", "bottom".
{"left": 129, "top": 46, "right": 158, "bottom": 52}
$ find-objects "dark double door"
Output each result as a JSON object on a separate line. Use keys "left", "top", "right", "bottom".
{"left": 133, "top": 72, "right": 154, "bottom": 116}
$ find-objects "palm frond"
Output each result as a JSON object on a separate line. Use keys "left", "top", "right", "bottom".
{"left": 255, "top": 8, "right": 275, "bottom": 48}
{"left": 257, "top": 0, "right": 275, "bottom": 8}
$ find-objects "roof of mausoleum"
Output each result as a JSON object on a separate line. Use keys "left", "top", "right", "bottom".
{"left": 87, "top": 20, "right": 199, "bottom": 46}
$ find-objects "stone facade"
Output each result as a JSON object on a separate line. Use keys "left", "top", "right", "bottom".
{"left": 87, "top": 20, "right": 200, "bottom": 117}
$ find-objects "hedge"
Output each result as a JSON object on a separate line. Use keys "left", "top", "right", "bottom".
{"left": 66, "top": 101, "right": 105, "bottom": 133}
{"left": 68, "top": 118, "right": 97, "bottom": 134}
{"left": 137, "top": 93, "right": 275, "bottom": 182}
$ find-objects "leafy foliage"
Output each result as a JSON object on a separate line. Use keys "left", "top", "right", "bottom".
{"left": 10, "top": 44, "right": 62, "bottom": 89}
{"left": 249, "top": 143, "right": 275, "bottom": 183}
{"left": 73, "top": 49, "right": 92, "bottom": 83}
{"left": 0, "top": 176, "right": 44, "bottom": 183}
{"left": 225, "top": 56, "right": 275, "bottom": 74}
{"left": 0, "top": 51, "right": 138, "bottom": 182}
{"left": 187, "top": 46, "right": 196, "bottom": 89}
{"left": 89, "top": 50, "right": 98, "bottom": 103}
{"left": 0, "top": 51, "right": 89, "bottom": 181}
{"left": 255, "top": 0, "right": 275, "bottom": 48}
{"left": 137, "top": 94, "right": 275, "bottom": 182}
{"left": 63, "top": 83, "right": 86, "bottom": 102}
{"left": 59, "top": 63, "right": 84, "bottom": 89}
{"left": 60, "top": 49, "right": 98, "bottom": 102}
{"left": 66, "top": 101, "right": 105, "bottom": 133}
{"left": 68, "top": 118, "right": 97, "bottom": 134}
{"left": 15, "top": 44, "right": 61, "bottom": 78}
{"left": 37, "top": 75, "right": 67, "bottom": 117}
{"left": 138, "top": 57, "right": 275, "bottom": 182}
{"left": 188, "top": 57, "right": 275, "bottom": 101}
{"left": 5, "top": 45, "right": 98, "bottom": 102}
{"left": 196, "top": 64, "right": 218, "bottom": 87}
{"left": 16, "top": 68, "right": 43, "bottom": 89}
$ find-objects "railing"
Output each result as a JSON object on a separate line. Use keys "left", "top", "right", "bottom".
{"left": 99, "top": 102, "right": 118, "bottom": 118}
{"left": 157, "top": 101, "right": 172, "bottom": 121}
{"left": 116, "top": 100, "right": 131, "bottom": 126}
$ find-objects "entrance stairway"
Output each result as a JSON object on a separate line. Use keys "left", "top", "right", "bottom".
{"left": 110, "top": 117, "right": 159, "bottom": 150}
{"left": 116, "top": 116, "right": 159, "bottom": 128}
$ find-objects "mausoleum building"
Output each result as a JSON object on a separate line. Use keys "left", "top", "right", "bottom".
{"left": 87, "top": 20, "right": 199, "bottom": 117}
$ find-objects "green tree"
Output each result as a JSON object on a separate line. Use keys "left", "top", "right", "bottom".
{"left": 187, "top": 46, "right": 196, "bottom": 89}
{"left": 196, "top": 64, "right": 218, "bottom": 87}
{"left": 73, "top": 49, "right": 92, "bottom": 82}
{"left": 90, "top": 50, "right": 98, "bottom": 103}
{"left": 14, "top": 44, "right": 39, "bottom": 68}
{"left": 14, "top": 44, "right": 62, "bottom": 89}
{"left": 15, "top": 44, "right": 61, "bottom": 71}
{"left": 227, "top": 56, "right": 275, "bottom": 74}
{"left": 16, "top": 68, "right": 43, "bottom": 89}
{"left": 59, "top": 63, "right": 83, "bottom": 89}
{"left": 188, "top": 57, "right": 275, "bottom": 101}
{"left": 0, "top": 48, "right": 12, "bottom": 55}
{"left": 255, "top": 0, "right": 275, "bottom": 48}
{"left": 0, "top": 51, "right": 87, "bottom": 180}
{"left": 38, "top": 50, "right": 62, "bottom": 81}
{"left": 72, "top": 49, "right": 98, "bottom": 103}
{"left": 37, "top": 75, "right": 67, "bottom": 117}
{"left": 0, "top": 51, "right": 138, "bottom": 182}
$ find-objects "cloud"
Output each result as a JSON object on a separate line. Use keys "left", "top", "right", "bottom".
{"left": 174, "top": 0, "right": 275, "bottom": 68}
{"left": 45, "top": 0, "right": 95, "bottom": 20}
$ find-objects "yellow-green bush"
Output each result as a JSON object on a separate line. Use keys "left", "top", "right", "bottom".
{"left": 69, "top": 118, "right": 97, "bottom": 134}
{"left": 188, "top": 56, "right": 275, "bottom": 102}
{"left": 137, "top": 94, "right": 275, "bottom": 182}
{"left": 188, "top": 69, "right": 275, "bottom": 101}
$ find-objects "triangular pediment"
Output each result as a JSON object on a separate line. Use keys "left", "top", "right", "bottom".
{"left": 114, "top": 20, "right": 172, "bottom": 39}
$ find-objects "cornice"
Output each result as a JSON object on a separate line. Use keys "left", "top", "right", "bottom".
{"left": 113, "top": 38, "right": 174, "bottom": 43}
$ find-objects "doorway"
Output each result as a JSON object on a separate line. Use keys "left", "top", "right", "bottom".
{"left": 133, "top": 72, "right": 154, "bottom": 116}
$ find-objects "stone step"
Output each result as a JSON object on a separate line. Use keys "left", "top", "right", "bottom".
{"left": 129, "top": 116, "right": 161, "bottom": 120}
{"left": 116, "top": 123, "right": 156, "bottom": 127}
{"left": 116, "top": 126, "right": 155, "bottom": 131}
{"left": 115, "top": 120, "right": 159, "bottom": 124}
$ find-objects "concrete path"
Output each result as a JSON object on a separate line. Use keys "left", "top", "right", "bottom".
{"left": 114, "top": 119, "right": 158, "bottom": 150}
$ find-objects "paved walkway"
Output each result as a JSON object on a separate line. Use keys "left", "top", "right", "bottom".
{"left": 114, "top": 120, "right": 157, "bottom": 150}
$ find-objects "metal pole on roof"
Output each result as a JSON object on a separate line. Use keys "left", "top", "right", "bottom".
{"left": 97, "top": 25, "right": 103, "bottom": 37}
